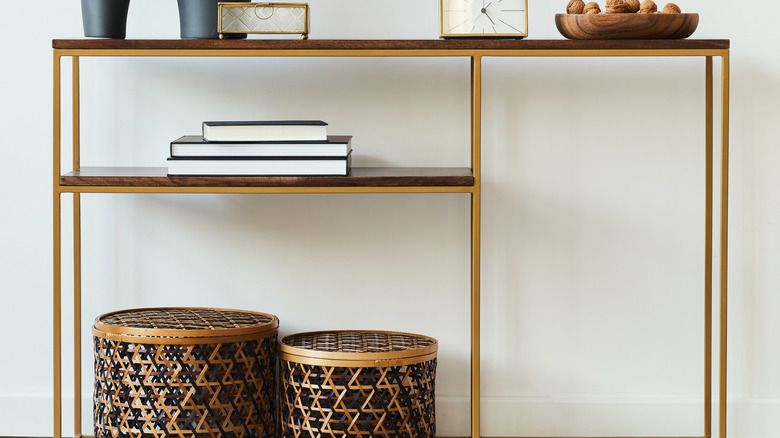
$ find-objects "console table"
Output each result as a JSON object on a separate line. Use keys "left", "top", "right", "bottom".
{"left": 53, "top": 38, "right": 730, "bottom": 438}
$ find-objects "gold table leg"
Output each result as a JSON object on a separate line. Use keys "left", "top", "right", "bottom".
{"left": 718, "top": 51, "right": 730, "bottom": 438}
{"left": 471, "top": 54, "right": 483, "bottom": 438}
{"left": 53, "top": 50, "right": 63, "bottom": 438}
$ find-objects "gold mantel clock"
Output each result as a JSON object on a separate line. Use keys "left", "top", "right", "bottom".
{"left": 440, "top": 0, "right": 527, "bottom": 38}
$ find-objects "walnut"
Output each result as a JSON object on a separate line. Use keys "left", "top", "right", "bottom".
{"left": 567, "top": 0, "right": 586, "bottom": 14}
{"left": 639, "top": 0, "right": 657, "bottom": 13}
{"left": 662, "top": 2, "right": 681, "bottom": 13}
{"left": 624, "top": 0, "right": 641, "bottom": 13}
{"left": 606, "top": 0, "right": 628, "bottom": 13}
{"left": 584, "top": 2, "right": 601, "bottom": 13}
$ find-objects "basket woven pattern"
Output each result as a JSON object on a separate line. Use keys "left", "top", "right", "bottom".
{"left": 280, "top": 332, "right": 436, "bottom": 438}
{"left": 284, "top": 331, "right": 435, "bottom": 354}
{"left": 93, "top": 309, "right": 277, "bottom": 438}
{"left": 100, "top": 308, "right": 275, "bottom": 331}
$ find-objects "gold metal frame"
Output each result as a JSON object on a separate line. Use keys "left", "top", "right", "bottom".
{"left": 53, "top": 42, "right": 729, "bottom": 438}
{"left": 439, "top": 0, "right": 529, "bottom": 39}
{"left": 218, "top": 2, "right": 310, "bottom": 39}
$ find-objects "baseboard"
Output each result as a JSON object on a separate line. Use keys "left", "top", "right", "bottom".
{"left": 3, "top": 394, "right": 779, "bottom": 437}
{"left": 0, "top": 393, "right": 94, "bottom": 437}
{"left": 466, "top": 397, "right": 703, "bottom": 436}
{"left": 440, "top": 397, "right": 780, "bottom": 437}
{"left": 0, "top": 393, "right": 56, "bottom": 436}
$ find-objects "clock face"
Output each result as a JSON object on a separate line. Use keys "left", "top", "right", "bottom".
{"left": 440, "top": 0, "right": 527, "bottom": 37}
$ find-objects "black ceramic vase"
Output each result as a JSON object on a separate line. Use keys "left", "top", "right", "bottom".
{"left": 81, "top": 0, "right": 131, "bottom": 39}
{"left": 177, "top": 0, "right": 248, "bottom": 39}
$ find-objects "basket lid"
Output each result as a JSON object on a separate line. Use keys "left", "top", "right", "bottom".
{"left": 93, "top": 307, "right": 279, "bottom": 343}
{"left": 278, "top": 330, "right": 437, "bottom": 367}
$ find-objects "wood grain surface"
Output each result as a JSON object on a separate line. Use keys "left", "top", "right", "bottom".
{"left": 53, "top": 37, "right": 727, "bottom": 51}
{"left": 555, "top": 13, "right": 699, "bottom": 40}
{"left": 60, "top": 166, "right": 475, "bottom": 187}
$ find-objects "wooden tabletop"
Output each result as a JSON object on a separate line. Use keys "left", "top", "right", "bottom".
{"left": 53, "top": 38, "right": 729, "bottom": 51}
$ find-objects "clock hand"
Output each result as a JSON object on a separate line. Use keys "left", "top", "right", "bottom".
{"left": 481, "top": 2, "right": 496, "bottom": 24}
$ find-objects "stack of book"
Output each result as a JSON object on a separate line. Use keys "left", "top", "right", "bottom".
{"left": 167, "top": 120, "right": 352, "bottom": 176}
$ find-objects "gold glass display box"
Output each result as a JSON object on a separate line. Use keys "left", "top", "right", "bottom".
{"left": 52, "top": 38, "right": 730, "bottom": 438}
{"left": 218, "top": 2, "right": 310, "bottom": 39}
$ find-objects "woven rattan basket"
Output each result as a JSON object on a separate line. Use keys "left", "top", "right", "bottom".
{"left": 278, "top": 330, "right": 437, "bottom": 438}
{"left": 92, "top": 307, "right": 279, "bottom": 438}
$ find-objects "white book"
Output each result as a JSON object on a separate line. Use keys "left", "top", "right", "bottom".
{"left": 171, "top": 135, "right": 351, "bottom": 157}
{"left": 202, "top": 120, "right": 328, "bottom": 142}
{"left": 167, "top": 153, "right": 351, "bottom": 176}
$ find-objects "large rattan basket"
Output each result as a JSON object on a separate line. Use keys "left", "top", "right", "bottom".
{"left": 278, "top": 330, "right": 437, "bottom": 438}
{"left": 92, "top": 307, "right": 279, "bottom": 438}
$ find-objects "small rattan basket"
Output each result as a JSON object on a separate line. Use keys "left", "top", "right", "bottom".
{"left": 92, "top": 307, "right": 279, "bottom": 438}
{"left": 278, "top": 330, "right": 437, "bottom": 438}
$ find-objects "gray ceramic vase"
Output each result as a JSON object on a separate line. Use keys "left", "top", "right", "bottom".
{"left": 81, "top": 0, "right": 131, "bottom": 39}
{"left": 177, "top": 0, "right": 249, "bottom": 39}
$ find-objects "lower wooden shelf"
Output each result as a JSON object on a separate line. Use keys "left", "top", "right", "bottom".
{"left": 58, "top": 166, "right": 475, "bottom": 193}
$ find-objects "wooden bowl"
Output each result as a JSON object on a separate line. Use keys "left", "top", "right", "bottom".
{"left": 555, "top": 13, "right": 698, "bottom": 39}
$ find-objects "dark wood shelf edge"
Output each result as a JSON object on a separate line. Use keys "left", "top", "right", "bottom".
{"left": 60, "top": 166, "right": 475, "bottom": 187}
{"left": 52, "top": 38, "right": 729, "bottom": 51}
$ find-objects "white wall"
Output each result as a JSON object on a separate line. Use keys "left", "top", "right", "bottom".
{"left": 1, "top": 0, "right": 778, "bottom": 436}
